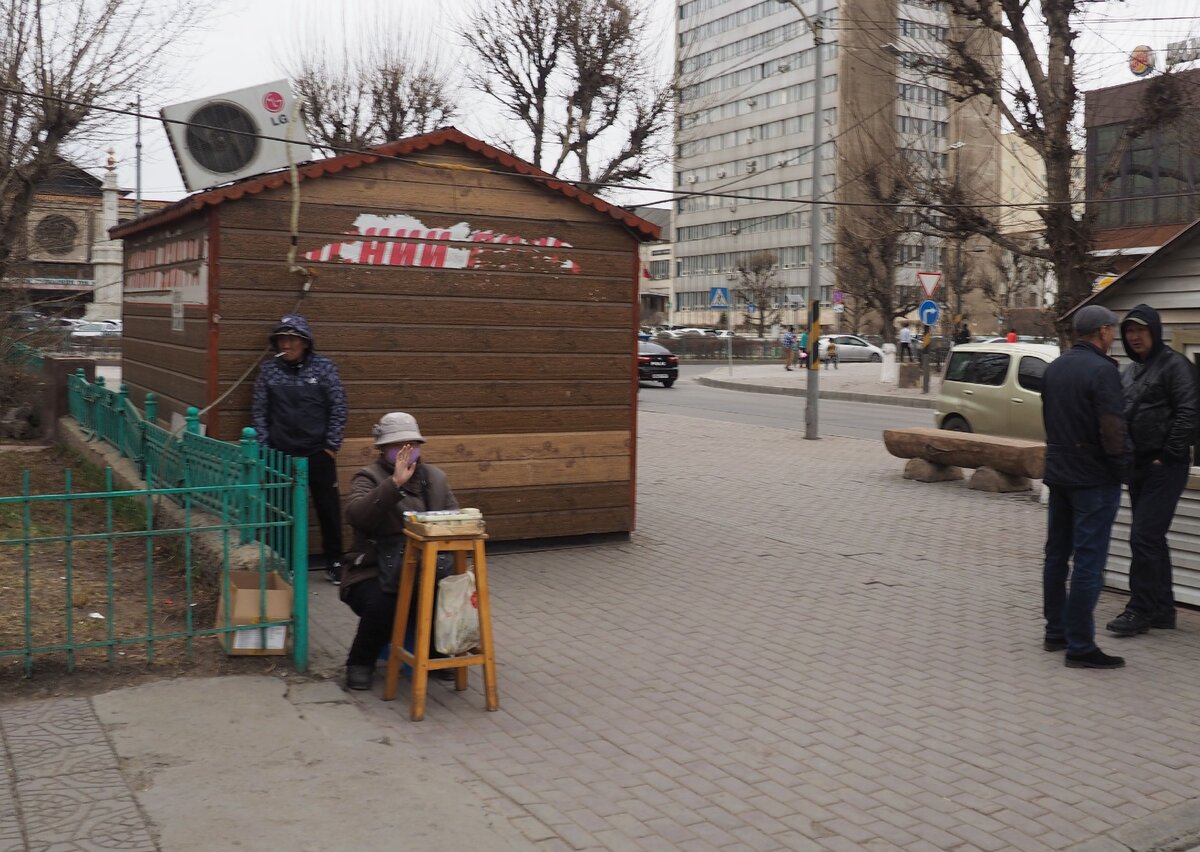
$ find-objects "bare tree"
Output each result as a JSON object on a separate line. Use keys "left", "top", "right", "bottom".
{"left": 284, "top": 29, "right": 456, "bottom": 153}
{"left": 460, "top": 0, "right": 673, "bottom": 195}
{"left": 837, "top": 165, "right": 922, "bottom": 343}
{"left": 0, "top": 0, "right": 209, "bottom": 283}
{"left": 733, "top": 252, "right": 784, "bottom": 338}
{"left": 910, "top": 0, "right": 1185, "bottom": 323}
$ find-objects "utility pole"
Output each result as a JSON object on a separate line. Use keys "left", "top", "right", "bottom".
{"left": 778, "top": 0, "right": 825, "bottom": 440}
{"left": 129, "top": 95, "right": 143, "bottom": 219}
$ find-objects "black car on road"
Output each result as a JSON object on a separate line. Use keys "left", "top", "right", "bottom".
{"left": 637, "top": 340, "right": 678, "bottom": 387}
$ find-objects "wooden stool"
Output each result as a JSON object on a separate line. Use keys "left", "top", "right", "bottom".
{"left": 382, "top": 529, "right": 499, "bottom": 721}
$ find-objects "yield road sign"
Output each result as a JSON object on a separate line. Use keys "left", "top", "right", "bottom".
{"left": 709, "top": 287, "right": 731, "bottom": 309}
{"left": 919, "top": 299, "right": 941, "bottom": 326}
{"left": 918, "top": 271, "right": 941, "bottom": 299}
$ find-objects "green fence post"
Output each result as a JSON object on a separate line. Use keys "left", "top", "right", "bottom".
{"left": 239, "top": 427, "right": 260, "bottom": 545}
{"left": 142, "top": 394, "right": 157, "bottom": 481}
{"left": 116, "top": 383, "right": 129, "bottom": 457}
{"left": 291, "top": 456, "right": 309, "bottom": 672}
{"left": 185, "top": 407, "right": 201, "bottom": 435}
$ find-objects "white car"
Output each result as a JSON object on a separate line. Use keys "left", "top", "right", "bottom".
{"left": 818, "top": 334, "right": 885, "bottom": 363}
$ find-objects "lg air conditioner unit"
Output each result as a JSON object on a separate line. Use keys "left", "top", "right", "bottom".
{"left": 746, "top": 161, "right": 757, "bottom": 173}
{"left": 687, "top": 175, "right": 699, "bottom": 184}
{"left": 160, "top": 80, "right": 313, "bottom": 192}
{"left": 716, "top": 169, "right": 727, "bottom": 178}
{"left": 777, "top": 62, "right": 791, "bottom": 73}
{"left": 729, "top": 226, "right": 739, "bottom": 235}
{"left": 747, "top": 98, "right": 758, "bottom": 107}
{"left": 726, "top": 272, "right": 736, "bottom": 280}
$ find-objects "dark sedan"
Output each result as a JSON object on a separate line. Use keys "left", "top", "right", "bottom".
{"left": 637, "top": 340, "right": 678, "bottom": 387}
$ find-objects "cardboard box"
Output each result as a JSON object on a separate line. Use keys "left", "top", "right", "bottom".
{"left": 214, "top": 570, "right": 293, "bottom": 656}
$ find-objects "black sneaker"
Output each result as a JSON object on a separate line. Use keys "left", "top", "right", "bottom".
{"left": 1151, "top": 610, "right": 1177, "bottom": 630}
{"left": 1106, "top": 610, "right": 1150, "bottom": 636}
{"left": 1043, "top": 638, "right": 1067, "bottom": 652}
{"left": 345, "top": 664, "right": 374, "bottom": 690}
{"left": 325, "top": 562, "right": 342, "bottom": 585}
{"left": 1065, "top": 648, "right": 1125, "bottom": 669}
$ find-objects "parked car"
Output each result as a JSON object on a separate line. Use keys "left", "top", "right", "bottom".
{"left": 67, "top": 321, "right": 122, "bottom": 349}
{"left": 818, "top": 334, "right": 885, "bottom": 363}
{"left": 935, "top": 342, "right": 1061, "bottom": 440}
{"left": 637, "top": 340, "right": 679, "bottom": 388}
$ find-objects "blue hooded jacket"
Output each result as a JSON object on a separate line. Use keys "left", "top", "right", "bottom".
{"left": 250, "top": 314, "right": 348, "bottom": 455}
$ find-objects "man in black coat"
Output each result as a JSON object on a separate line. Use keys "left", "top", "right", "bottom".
{"left": 1106, "top": 304, "right": 1198, "bottom": 637}
{"left": 1042, "top": 305, "right": 1130, "bottom": 669}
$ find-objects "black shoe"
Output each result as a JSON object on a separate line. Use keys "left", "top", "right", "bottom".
{"left": 1065, "top": 648, "right": 1125, "bottom": 669}
{"left": 430, "top": 668, "right": 457, "bottom": 683}
{"left": 346, "top": 664, "right": 374, "bottom": 690}
{"left": 1151, "top": 611, "right": 1177, "bottom": 630}
{"left": 1106, "top": 610, "right": 1150, "bottom": 636}
{"left": 325, "top": 562, "right": 342, "bottom": 585}
{"left": 1043, "top": 638, "right": 1067, "bottom": 652}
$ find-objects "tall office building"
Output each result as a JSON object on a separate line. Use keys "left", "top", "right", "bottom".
{"left": 673, "top": 0, "right": 999, "bottom": 334}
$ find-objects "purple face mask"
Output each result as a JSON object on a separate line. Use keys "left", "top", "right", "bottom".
{"left": 385, "top": 445, "right": 419, "bottom": 466}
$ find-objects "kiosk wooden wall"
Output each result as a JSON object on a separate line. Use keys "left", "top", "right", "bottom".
{"left": 116, "top": 133, "right": 651, "bottom": 543}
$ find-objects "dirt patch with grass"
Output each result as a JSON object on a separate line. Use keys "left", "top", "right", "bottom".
{"left": 0, "top": 442, "right": 299, "bottom": 700}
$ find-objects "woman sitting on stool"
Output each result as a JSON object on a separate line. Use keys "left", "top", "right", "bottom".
{"left": 340, "top": 412, "right": 459, "bottom": 691}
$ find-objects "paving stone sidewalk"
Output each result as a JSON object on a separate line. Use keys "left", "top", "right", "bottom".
{"left": 6, "top": 405, "right": 1200, "bottom": 851}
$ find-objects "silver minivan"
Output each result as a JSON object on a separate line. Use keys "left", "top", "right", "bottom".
{"left": 935, "top": 342, "right": 1061, "bottom": 441}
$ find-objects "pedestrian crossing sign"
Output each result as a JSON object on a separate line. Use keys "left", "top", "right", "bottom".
{"left": 709, "top": 287, "right": 731, "bottom": 309}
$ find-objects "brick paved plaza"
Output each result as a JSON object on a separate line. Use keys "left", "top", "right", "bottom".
{"left": 308, "top": 409, "right": 1200, "bottom": 850}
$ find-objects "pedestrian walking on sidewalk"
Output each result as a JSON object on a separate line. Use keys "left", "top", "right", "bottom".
{"left": 898, "top": 324, "right": 914, "bottom": 362}
{"left": 1106, "top": 304, "right": 1198, "bottom": 638}
{"left": 782, "top": 326, "right": 796, "bottom": 371}
{"left": 252, "top": 314, "right": 347, "bottom": 585}
{"left": 1041, "top": 305, "right": 1131, "bottom": 669}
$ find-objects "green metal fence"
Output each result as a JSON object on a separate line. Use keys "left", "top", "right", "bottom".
{"left": 0, "top": 371, "right": 309, "bottom": 675}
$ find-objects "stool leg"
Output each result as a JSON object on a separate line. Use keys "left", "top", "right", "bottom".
{"left": 410, "top": 543, "right": 440, "bottom": 721}
{"left": 383, "top": 546, "right": 418, "bottom": 701}
{"left": 472, "top": 540, "right": 500, "bottom": 711}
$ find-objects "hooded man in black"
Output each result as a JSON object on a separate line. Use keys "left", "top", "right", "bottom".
{"left": 1106, "top": 304, "right": 1198, "bottom": 637}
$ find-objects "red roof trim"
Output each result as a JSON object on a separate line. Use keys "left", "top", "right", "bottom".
{"left": 112, "top": 127, "right": 661, "bottom": 241}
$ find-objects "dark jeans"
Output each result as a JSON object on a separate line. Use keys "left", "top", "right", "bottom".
{"left": 343, "top": 576, "right": 441, "bottom": 667}
{"left": 1126, "top": 458, "right": 1189, "bottom": 618}
{"left": 899, "top": 342, "right": 913, "bottom": 362}
{"left": 1043, "top": 484, "right": 1121, "bottom": 655}
{"left": 305, "top": 450, "right": 343, "bottom": 568}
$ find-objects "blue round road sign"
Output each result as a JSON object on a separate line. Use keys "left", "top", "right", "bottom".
{"left": 919, "top": 299, "right": 940, "bottom": 326}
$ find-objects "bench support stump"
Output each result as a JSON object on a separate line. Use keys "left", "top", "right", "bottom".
{"left": 969, "top": 467, "right": 1032, "bottom": 493}
{"left": 903, "top": 458, "right": 964, "bottom": 482}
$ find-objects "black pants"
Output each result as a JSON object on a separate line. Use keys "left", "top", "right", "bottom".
{"left": 900, "top": 342, "right": 913, "bottom": 362}
{"left": 305, "top": 450, "right": 343, "bottom": 568}
{"left": 1126, "top": 458, "right": 1190, "bottom": 617}
{"left": 343, "top": 577, "right": 442, "bottom": 667}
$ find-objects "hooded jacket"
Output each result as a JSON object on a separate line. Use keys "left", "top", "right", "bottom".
{"left": 250, "top": 314, "right": 348, "bottom": 455}
{"left": 1120, "top": 303, "right": 1199, "bottom": 465}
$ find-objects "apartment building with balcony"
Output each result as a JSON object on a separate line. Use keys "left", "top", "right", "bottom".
{"left": 673, "top": 0, "right": 999, "bottom": 335}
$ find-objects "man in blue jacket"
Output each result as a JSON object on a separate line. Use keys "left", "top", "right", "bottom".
{"left": 1042, "top": 305, "right": 1130, "bottom": 669}
{"left": 1106, "top": 304, "right": 1198, "bottom": 637}
{"left": 252, "top": 315, "right": 348, "bottom": 584}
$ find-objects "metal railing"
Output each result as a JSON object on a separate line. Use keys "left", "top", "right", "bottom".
{"left": 0, "top": 372, "right": 309, "bottom": 675}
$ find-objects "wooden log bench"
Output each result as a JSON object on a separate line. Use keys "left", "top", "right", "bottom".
{"left": 882, "top": 427, "right": 1045, "bottom": 492}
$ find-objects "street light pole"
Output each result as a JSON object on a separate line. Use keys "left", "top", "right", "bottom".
{"left": 778, "top": 0, "right": 825, "bottom": 440}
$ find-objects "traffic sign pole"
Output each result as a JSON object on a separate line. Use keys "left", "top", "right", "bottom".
{"left": 805, "top": 299, "right": 820, "bottom": 440}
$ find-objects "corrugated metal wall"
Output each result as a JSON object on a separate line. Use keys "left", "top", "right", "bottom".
{"left": 1107, "top": 485, "right": 1200, "bottom": 606}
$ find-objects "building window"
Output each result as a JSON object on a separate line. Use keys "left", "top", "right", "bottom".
{"left": 34, "top": 215, "right": 79, "bottom": 256}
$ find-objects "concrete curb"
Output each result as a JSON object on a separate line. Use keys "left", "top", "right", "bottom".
{"left": 695, "top": 375, "right": 937, "bottom": 409}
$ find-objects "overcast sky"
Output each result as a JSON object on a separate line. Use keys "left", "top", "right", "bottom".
{"left": 90, "top": 0, "right": 1199, "bottom": 207}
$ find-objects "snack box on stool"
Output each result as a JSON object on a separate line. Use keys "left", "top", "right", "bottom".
{"left": 214, "top": 570, "right": 294, "bottom": 655}
{"left": 404, "top": 508, "right": 486, "bottom": 537}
